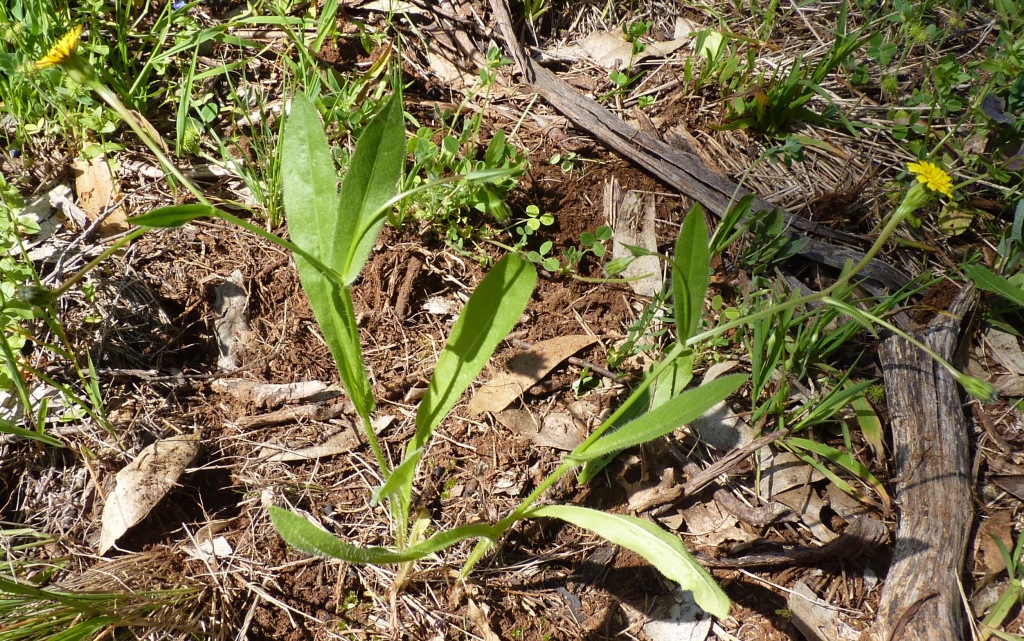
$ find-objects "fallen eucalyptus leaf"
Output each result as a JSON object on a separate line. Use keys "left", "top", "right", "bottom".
{"left": 468, "top": 335, "right": 598, "bottom": 415}
{"left": 98, "top": 434, "right": 200, "bottom": 554}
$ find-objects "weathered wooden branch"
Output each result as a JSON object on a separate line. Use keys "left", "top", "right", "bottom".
{"left": 873, "top": 285, "right": 977, "bottom": 640}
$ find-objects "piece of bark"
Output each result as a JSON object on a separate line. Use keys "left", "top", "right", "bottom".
{"left": 234, "top": 402, "right": 347, "bottom": 429}
{"left": 213, "top": 270, "right": 253, "bottom": 372}
{"left": 393, "top": 254, "right": 423, "bottom": 322}
{"left": 486, "top": 0, "right": 909, "bottom": 293}
{"left": 872, "top": 284, "right": 977, "bottom": 640}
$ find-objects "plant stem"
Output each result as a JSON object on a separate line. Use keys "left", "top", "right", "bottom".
{"left": 461, "top": 459, "right": 576, "bottom": 579}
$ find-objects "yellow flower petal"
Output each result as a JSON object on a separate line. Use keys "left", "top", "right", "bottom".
{"left": 907, "top": 161, "right": 954, "bottom": 198}
{"left": 34, "top": 24, "right": 83, "bottom": 70}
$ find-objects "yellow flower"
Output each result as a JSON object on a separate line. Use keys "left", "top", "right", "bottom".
{"left": 907, "top": 161, "right": 954, "bottom": 198}
{"left": 34, "top": 24, "right": 84, "bottom": 70}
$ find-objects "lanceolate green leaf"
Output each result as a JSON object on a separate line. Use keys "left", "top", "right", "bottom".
{"left": 269, "top": 507, "right": 494, "bottom": 564}
{"left": 0, "top": 418, "right": 63, "bottom": 448}
{"left": 129, "top": 204, "right": 215, "bottom": 228}
{"left": 373, "top": 447, "right": 423, "bottom": 528}
{"left": 577, "top": 348, "right": 694, "bottom": 484}
{"left": 571, "top": 373, "right": 746, "bottom": 462}
{"left": 373, "top": 448, "right": 423, "bottom": 507}
{"left": 527, "top": 505, "right": 729, "bottom": 618}
{"left": 281, "top": 92, "right": 374, "bottom": 417}
{"left": 785, "top": 437, "right": 890, "bottom": 513}
{"left": 411, "top": 253, "right": 537, "bottom": 454}
{"left": 336, "top": 91, "right": 406, "bottom": 284}
{"left": 964, "top": 264, "right": 1024, "bottom": 308}
{"left": 577, "top": 382, "right": 653, "bottom": 485}
{"left": 673, "top": 203, "right": 710, "bottom": 342}
{"left": 851, "top": 390, "right": 885, "bottom": 461}
{"left": 282, "top": 93, "right": 340, "bottom": 264}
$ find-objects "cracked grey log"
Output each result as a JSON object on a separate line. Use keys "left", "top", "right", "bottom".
{"left": 874, "top": 284, "right": 977, "bottom": 640}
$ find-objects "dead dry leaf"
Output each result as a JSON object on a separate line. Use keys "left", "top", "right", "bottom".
{"left": 263, "top": 426, "right": 361, "bottom": 462}
{"left": 210, "top": 378, "right": 336, "bottom": 409}
{"left": 546, "top": 30, "right": 693, "bottom": 71}
{"left": 985, "top": 328, "right": 1024, "bottom": 375}
{"left": 788, "top": 581, "right": 859, "bottom": 641}
{"left": 98, "top": 434, "right": 200, "bottom": 554}
{"left": 262, "top": 416, "right": 389, "bottom": 462}
{"left": 494, "top": 408, "right": 586, "bottom": 450}
{"left": 213, "top": 270, "right": 254, "bottom": 372}
{"left": 425, "top": 50, "right": 475, "bottom": 89}
{"left": 466, "top": 600, "right": 501, "bottom": 641}
{"left": 759, "top": 450, "right": 835, "bottom": 543}
{"left": 976, "top": 509, "right": 1015, "bottom": 574}
{"left": 73, "top": 155, "right": 128, "bottom": 236}
{"left": 679, "top": 500, "right": 757, "bottom": 547}
{"left": 467, "top": 335, "right": 598, "bottom": 415}
{"left": 357, "top": 0, "right": 423, "bottom": 13}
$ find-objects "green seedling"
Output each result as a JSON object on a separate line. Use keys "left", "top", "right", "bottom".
{"left": 518, "top": 224, "right": 613, "bottom": 277}
{"left": 713, "top": 2, "right": 866, "bottom": 138}
{"left": 600, "top": 21, "right": 652, "bottom": 103}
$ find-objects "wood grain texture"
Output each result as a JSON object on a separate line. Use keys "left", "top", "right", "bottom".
{"left": 873, "top": 285, "right": 977, "bottom": 640}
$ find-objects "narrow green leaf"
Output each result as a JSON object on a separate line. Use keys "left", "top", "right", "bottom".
{"left": 373, "top": 447, "right": 423, "bottom": 521}
{"left": 571, "top": 374, "right": 746, "bottom": 462}
{"left": 651, "top": 347, "right": 695, "bottom": 410}
{"left": 528, "top": 505, "right": 729, "bottom": 618}
{"left": 0, "top": 419, "right": 62, "bottom": 448}
{"left": 980, "top": 574, "right": 1021, "bottom": 641}
{"left": 851, "top": 391, "right": 884, "bottom": 461}
{"left": 412, "top": 253, "right": 536, "bottom": 454}
{"left": 337, "top": 91, "right": 407, "bottom": 284}
{"left": 577, "top": 381, "right": 654, "bottom": 485}
{"left": 965, "top": 264, "right": 1024, "bottom": 308}
{"left": 673, "top": 203, "right": 710, "bottom": 342}
{"left": 129, "top": 204, "right": 215, "bottom": 228}
{"left": 710, "top": 194, "right": 755, "bottom": 256}
{"left": 789, "top": 377, "right": 871, "bottom": 433}
{"left": 992, "top": 535, "right": 1015, "bottom": 578}
{"left": 269, "top": 507, "right": 494, "bottom": 563}
{"left": 578, "top": 348, "right": 694, "bottom": 484}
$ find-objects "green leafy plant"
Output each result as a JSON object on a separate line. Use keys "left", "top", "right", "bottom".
{"left": 517, "top": 223, "right": 612, "bottom": 276}
{"left": 601, "top": 21, "right": 652, "bottom": 103}
{"left": 549, "top": 150, "right": 590, "bottom": 175}
{"left": 396, "top": 47, "right": 526, "bottom": 246}
{"left": 714, "top": 6, "right": 866, "bottom": 137}
{"left": 260, "top": 89, "right": 740, "bottom": 618}
{"left": 128, "top": 85, "right": 741, "bottom": 616}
